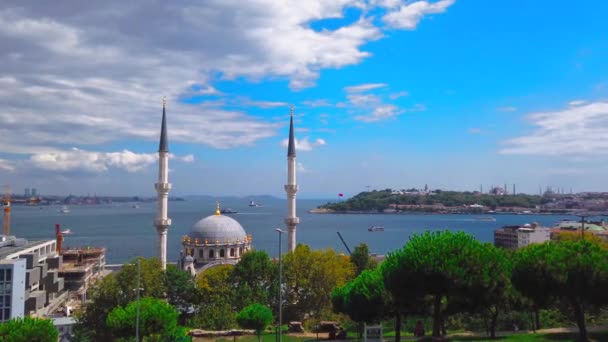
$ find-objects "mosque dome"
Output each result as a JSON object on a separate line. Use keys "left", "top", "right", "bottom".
{"left": 189, "top": 209, "right": 247, "bottom": 244}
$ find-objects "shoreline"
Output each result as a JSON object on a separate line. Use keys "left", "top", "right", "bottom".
{"left": 308, "top": 209, "right": 574, "bottom": 216}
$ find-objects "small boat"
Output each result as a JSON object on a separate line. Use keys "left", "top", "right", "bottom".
{"left": 220, "top": 208, "right": 238, "bottom": 214}
{"left": 59, "top": 206, "right": 70, "bottom": 213}
{"left": 474, "top": 217, "right": 496, "bottom": 222}
{"left": 132, "top": 204, "right": 140, "bottom": 209}
{"left": 61, "top": 229, "right": 72, "bottom": 235}
{"left": 248, "top": 200, "right": 262, "bottom": 207}
{"left": 368, "top": 226, "right": 384, "bottom": 232}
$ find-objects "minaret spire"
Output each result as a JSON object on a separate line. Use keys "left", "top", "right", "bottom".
{"left": 154, "top": 96, "right": 172, "bottom": 270}
{"left": 284, "top": 105, "right": 299, "bottom": 252}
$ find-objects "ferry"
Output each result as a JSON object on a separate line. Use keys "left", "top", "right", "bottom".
{"left": 368, "top": 226, "right": 384, "bottom": 232}
{"left": 132, "top": 204, "right": 140, "bottom": 209}
{"left": 220, "top": 208, "right": 238, "bottom": 214}
{"left": 474, "top": 216, "right": 496, "bottom": 222}
{"left": 61, "top": 229, "right": 72, "bottom": 235}
{"left": 249, "top": 200, "right": 262, "bottom": 207}
{"left": 59, "top": 206, "right": 70, "bottom": 214}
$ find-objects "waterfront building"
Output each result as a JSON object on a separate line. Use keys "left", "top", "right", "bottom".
{"left": 0, "top": 235, "right": 66, "bottom": 318}
{"left": 549, "top": 220, "right": 608, "bottom": 241}
{"left": 284, "top": 106, "right": 300, "bottom": 252}
{"left": 494, "top": 223, "right": 551, "bottom": 249}
{"left": 179, "top": 202, "right": 252, "bottom": 275}
{"left": 154, "top": 97, "right": 172, "bottom": 270}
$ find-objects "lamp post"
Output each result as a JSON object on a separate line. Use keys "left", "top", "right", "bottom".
{"left": 574, "top": 213, "right": 593, "bottom": 240}
{"left": 275, "top": 228, "right": 286, "bottom": 342}
{"left": 135, "top": 259, "right": 144, "bottom": 342}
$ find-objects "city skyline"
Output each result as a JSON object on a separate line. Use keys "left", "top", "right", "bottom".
{"left": 1, "top": 1, "right": 608, "bottom": 198}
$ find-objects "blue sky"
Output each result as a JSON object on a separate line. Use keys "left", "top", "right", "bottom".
{"left": 0, "top": 1, "right": 607, "bottom": 198}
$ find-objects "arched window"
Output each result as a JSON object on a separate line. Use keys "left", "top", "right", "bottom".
{"left": 220, "top": 249, "right": 225, "bottom": 258}
{"left": 239, "top": 247, "right": 243, "bottom": 255}
{"left": 199, "top": 249, "right": 204, "bottom": 258}
{"left": 209, "top": 249, "right": 214, "bottom": 258}
{"left": 230, "top": 248, "right": 235, "bottom": 257}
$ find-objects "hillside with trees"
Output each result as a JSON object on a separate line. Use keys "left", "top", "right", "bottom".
{"left": 318, "top": 189, "right": 544, "bottom": 212}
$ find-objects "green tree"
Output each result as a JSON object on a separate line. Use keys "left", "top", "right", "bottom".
{"left": 513, "top": 240, "right": 608, "bottom": 341}
{"left": 511, "top": 242, "right": 557, "bottom": 330}
{"left": 0, "top": 317, "right": 58, "bottom": 342}
{"left": 106, "top": 297, "right": 188, "bottom": 341}
{"left": 382, "top": 231, "right": 497, "bottom": 338}
{"left": 165, "top": 264, "right": 199, "bottom": 323}
{"left": 283, "top": 245, "right": 355, "bottom": 321}
{"left": 76, "top": 257, "right": 167, "bottom": 341}
{"left": 192, "top": 265, "right": 237, "bottom": 330}
{"left": 236, "top": 304, "right": 273, "bottom": 342}
{"left": 350, "top": 243, "right": 378, "bottom": 275}
{"left": 332, "top": 269, "right": 387, "bottom": 324}
{"left": 230, "top": 251, "right": 277, "bottom": 311}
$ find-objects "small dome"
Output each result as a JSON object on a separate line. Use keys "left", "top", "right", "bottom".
{"left": 189, "top": 214, "right": 247, "bottom": 243}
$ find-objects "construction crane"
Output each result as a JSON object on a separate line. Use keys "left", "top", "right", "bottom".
{"left": 2, "top": 185, "right": 11, "bottom": 236}
{"left": 336, "top": 231, "right": 352, "bottom": 256}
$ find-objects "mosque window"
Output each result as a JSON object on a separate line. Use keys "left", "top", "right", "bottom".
{"left": 209, "top": 250, "right": 214, "bottom": 259}
{"left": 220, "top": 249, "right": 225, "bottom": 258}
{"left": 199, "top": 249, "right": 204, "bottom": 258}
{"left": 239, "top": 247, "right": 243, "bottom": 255}
{"left": 230, "top": 248, "right": 235, "bottom": 257}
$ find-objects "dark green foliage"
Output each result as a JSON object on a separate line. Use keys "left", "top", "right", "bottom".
{"left": 230, "top": 250, "right": 278, "bottom": 312}
{"left": 165, "top": 264, "right": 199, "bottom": 323}
{"left": 188, "top": 301, "right": 237, "bottom": 331}
{"left": 513, "top": 240, "right": 608, "bottom": 341}
{"left": 106, "top": 297, "right": 188, "bottom": 341}
{"left": 0, "top": 317, "right": 58, "bottom": 342}
{"left": 350, "top": 243, "right": 378, "bottom": 275}
{"left": 320, "top": 190, "right": 543, "bottom": 212}
{"left": 332, "top": 268, "right": 387, "bottom": 323}
{"left": 382, "top": 231, "right": 510, "bottom": 338}
{"left": 236, "top": 304, "right": 273, "bottom": 342}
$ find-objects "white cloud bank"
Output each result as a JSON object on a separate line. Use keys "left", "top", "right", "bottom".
{"left": 280, "top": 137, "right": 326, "bottom": 152}
{"left": 501, "top": 102, "right": 608, "bottom": 155}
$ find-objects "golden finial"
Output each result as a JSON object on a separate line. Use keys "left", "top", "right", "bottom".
{"left": 215, "top": 200, "right": 221, "bottom": 215}
{"left": 162, "top": 96, "right": 167, "bottom": 108}
{"left": 290, "top": 105, "right": 294, "bottom": 117}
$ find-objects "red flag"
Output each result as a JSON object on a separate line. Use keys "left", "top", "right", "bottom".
{"left": 338, "top": 193, "right": 343, "bottom": 197}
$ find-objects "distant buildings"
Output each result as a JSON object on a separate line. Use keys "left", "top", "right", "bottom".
{"left": 494, "top": 223, "right": 551, "bottom": 249}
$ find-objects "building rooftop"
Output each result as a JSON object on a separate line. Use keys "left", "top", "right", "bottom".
{"left": 0, "top": 237, "right": 53, "bottom": 260}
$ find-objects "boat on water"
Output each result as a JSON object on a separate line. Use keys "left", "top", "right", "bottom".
{"left": 59, "top": 206, "right": 70, "bottom": 213}
{"left": 132, "top": 204, "right": 140, "bottom": 209}
{"left": 61, "top": 229, "right": 72, "bottom": 235}
{"left": 220, "top": 208, "right": 238, "bottom": 214}
{"left": 368, "top": 226, "right": 384, "bottom": 232}
{"left": 474, "top": 217, "right": 496, "bottom": 222}
{"left": 248, "top": 200, "right": 262, "bottom": 207}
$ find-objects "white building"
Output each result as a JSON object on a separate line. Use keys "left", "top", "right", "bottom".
{"left": 494, "top": 223, "right": 551, "bottom": 249}
{"left": 0, "top": 258, "right": 26, "bottom": 322}
{"left": 179, "top": 203, "right": 252, "bottom": 275}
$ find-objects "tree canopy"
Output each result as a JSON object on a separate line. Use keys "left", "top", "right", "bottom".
{"left": 236, "top": 304, "right": 273, "bottom": 342}
{"left": 106, "top": 297, "right": 188, "bottom": 341}
{"left": 0, "top": 317, "right": 58, "bottom": 342}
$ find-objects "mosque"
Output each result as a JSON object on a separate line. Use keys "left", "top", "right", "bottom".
{"left": 152, "top": 99, "right": 300, "bottom": 275}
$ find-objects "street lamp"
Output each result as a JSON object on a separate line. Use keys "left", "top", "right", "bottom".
{"left": 275, "top": 228, "right": 286, "bottom": 342}
{"left": 574, "top": 213, "right": 594, "bottom": 240}
{"left": 134, "top": 259, "right": 144, "bottom": 342}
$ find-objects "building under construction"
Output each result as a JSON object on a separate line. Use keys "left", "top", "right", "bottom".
{"left": 58, "top": 246, "right": 106, "bottom": 303}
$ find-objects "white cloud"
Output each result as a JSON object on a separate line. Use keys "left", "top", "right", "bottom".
{"left": 246, "top": 100, "right": 289, "bottom": 108}
{"left": 355, "top": 104, "right": 402, "bottom": 122}
{"left": 389, "top": 91, "right": 409, "bottom": 99}
{"left": 0, "top": 159, "right": 15, "bottom": 172}
{"left": 383, "top": 0, "right": 456, "bottom": 30}
{"left": 280, "top": 137, "right": 326, "bottom": 152}
{"left": 29, "top": 148, "right": 156, "bottom": 173}
{"left": 297, "top": 162, "right": 307, "bottom": 173}
{"left": 302, "top": 99, "right": 332, "bottom": 107}
{"left": 501, "top": 102, "right": 608, "bottom": 155}
{"left": 497, "top": 106, "right": 517, "bottom": 112}
{"left": 345, "top": 83, "right": 388, "bottom": 93}
{"left": 569, "top": 100, "right": 587, "bottom": 106}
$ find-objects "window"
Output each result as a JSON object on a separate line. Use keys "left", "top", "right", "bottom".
{"left": 209, "top": 250, "right": 214, "bottom": 258}
{"left": 0, "top": 270, "right": 4, "bottom": 281}
{"left": 219, "top": 249, "right": 225, "bottom": 258}
{"left": 239, "top": 247, "right": 243, "bottom": 255}
{"left": 5, "top": 270, "right": 10, "bottom": 282}
{"left": 199, "top": 249, "right": 204, "bottom": 258}
{"left": 4, "top": 295, "right": 10, "bottom": 306}
{"left": 230, "top": 248, "right": 235, "bottom": 257}
{"left": 3, "top": 309, "right": 9, "bottom": 320}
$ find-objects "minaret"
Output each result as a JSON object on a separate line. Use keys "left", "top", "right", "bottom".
{"left": 284, "top": 106, "right": 299, "bottom": 252}
{"left": 154, "top": 97, "right": 172, "bottom": 270}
